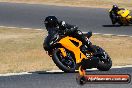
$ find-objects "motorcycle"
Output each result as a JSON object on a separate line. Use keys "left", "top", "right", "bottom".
{"left": 109, "top": 9, "right": 132, "bottom": 25}
{"left": 43, "top": 31, "right": 112, "bottom": 72}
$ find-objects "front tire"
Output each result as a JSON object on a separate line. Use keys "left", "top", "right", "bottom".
{"left": 52, "top": 48, "right": 76, "bottom": 72}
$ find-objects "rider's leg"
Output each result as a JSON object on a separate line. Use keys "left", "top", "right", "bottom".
{"left": 73, "top": 30, "right": 95, "bottom": 52}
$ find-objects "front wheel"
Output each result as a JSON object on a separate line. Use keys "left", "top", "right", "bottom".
{"left": 52, "top": 48, "right": 76, "bottom": 72}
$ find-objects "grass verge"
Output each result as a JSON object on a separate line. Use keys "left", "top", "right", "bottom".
{"left": 0, "top": 27, "right": 132, "bottom": 73}
{"left": 0, "top": 0, "right": 132, "bottom": 9}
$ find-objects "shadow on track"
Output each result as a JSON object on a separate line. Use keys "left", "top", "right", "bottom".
{"left": 103, "top": 24, "right": 132, "bottom": 27}
{"left": 26, "top": 67, "right": 132, "bottom": 75}
{"left": 29, "top": 71, "right": 65, "bottom": 74}
{"left": 29, "top": 70, "right": 96, "bottom": 74}
{"left": 102, "top": 24, "right": 121, "bottom": 27}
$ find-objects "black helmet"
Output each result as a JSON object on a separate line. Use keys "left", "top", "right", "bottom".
{"left": 44, "top": 16, "right": 59, "bottom": 28}
{"left": 112, "top": 4, "right": 119, "bottom": 11}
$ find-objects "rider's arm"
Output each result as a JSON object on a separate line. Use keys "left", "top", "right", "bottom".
{"left": 109, "top": 9, "right": 112, "bottom": 13}
{"left": 58, "top": 21, "right": 78, "bottom": 35}
{"left": 65, "top": 24, "right": 78, "bottom": 35}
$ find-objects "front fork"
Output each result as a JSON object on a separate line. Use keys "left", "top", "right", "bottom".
{"left": 59, "top": 48, "right": 67, "bottom": 57}
{"left": 59, "top": 47, "right": 92, "bottom": 76}
{"left": 59, "top": 47, "right": 86, "bottom": 76}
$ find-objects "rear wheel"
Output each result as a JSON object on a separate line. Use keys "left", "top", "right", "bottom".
{"left": 118, "top": 22, "right": 123, "bottom": 26}
{"left": 97, "top": 53, "right": 112, "bottom": 71}
{"left": 129, "top": 18, "right": 132, "bottom": 24}
{"left": 93, "top": 46, "right": 112, "bottom": 71}
{"left": 52, "top": 48, "right": 76, "bottom": 72}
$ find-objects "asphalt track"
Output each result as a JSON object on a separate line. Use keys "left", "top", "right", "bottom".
{"left": 0, "top": 67, "right": 132, "bottom": 88}
{"left": 0, "top": 2, "right": 132, "bottom": 88}
{"left": 0, "top": 2, "right": 132, "bottom": 35}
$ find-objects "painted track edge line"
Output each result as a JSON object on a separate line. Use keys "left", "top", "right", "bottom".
{"left": 0, "top": 25, "right": 131, "bottom": 37}
{"left": 0, "top": 72, "right": 32, "bottom": 77}
{"left": 0, "top": 26, "right": 43, "bottom": 30}
{"left": 83, "top": 32, "right": 132, "bottom": 37}
{"left": 0, "top": 65, "right": 132, "bottom": 76}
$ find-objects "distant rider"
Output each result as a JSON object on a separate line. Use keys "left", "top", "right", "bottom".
{"left": 109, "top": 4, "right": 125, "bottom": 25}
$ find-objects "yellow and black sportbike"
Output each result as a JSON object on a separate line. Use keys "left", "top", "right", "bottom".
{"left": 43, "top": 32, "right": 112, "bottom": 72}
{"left": 109, "top": 9, "right": 132, "bottom": 25}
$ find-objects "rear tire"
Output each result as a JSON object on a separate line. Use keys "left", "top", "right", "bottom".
{"left": 118, "top": 22, "right": 123, "bottom": 26}
{"left": 97, "top": 58, "right": 112, "bottom": 71}
{"left": 93, "top": 45, "right": 112, "bottom": 71}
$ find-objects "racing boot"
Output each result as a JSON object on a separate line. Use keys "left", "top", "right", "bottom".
{"left": 77, "top": 66, "right": 87, "bottom": 85}
{"left": 79, "top": 66, "right": 86, "bottom": 76}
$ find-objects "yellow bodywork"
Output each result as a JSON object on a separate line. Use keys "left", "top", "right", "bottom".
{"left": 59, "top": 48, "right": 67, "bottom": 57}
{"left": 117, "top": 9, "right": 130, "bottom": 17}
{"left": 117, "top": 9, "right": 132, "bottom": 24}
{"left": 58, "top": 36, "right": 87, "bottom": 64}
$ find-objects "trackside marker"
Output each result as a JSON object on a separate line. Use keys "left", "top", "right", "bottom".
{"left": 0, "top": 25, "right": 131, "bottom": 37}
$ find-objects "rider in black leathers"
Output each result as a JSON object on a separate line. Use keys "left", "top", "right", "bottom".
{"left": 43, "top": 16, "right": 92, "bottom": 51}
{"left": 43, "top": 16, "right": 94, "bottom": 75}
